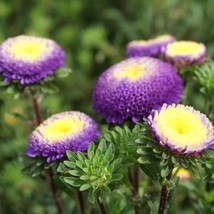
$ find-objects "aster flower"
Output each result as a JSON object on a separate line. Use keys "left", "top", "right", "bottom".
{"left": 93, "top": 57, "right": 183, "bottom": 124}
{"left": 148, "top": 104, "right": 214, "bottom": 155}
{"left": 0, "top": 35, "right": 65, "bottom": 85}
{"left": 165, "top": 41, "right": 206, "bottom": 68}
{"left": 26, "top": 111, "right": 100, "bottom": 163}
{"left": 127, "top": 34, "right": 176, "bottom": 57}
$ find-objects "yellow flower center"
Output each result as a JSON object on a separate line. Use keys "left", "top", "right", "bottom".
{"left": 166, "top": 41, "right": 204, "bottom": 57}
{"left": 41, "top": 116, "right": 84, "bottom": 143}
{"left": 7, "top": 39, "right": 52, "bottom": 62}
{"left": 154, "top": 105, "right": 207, "bottom": 150}
{"left": 113, "top": 64, "right": 145, "bottom": 82}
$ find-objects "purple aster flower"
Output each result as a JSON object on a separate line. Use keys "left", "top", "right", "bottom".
{"left": 26, "top": 111, "right": 100, "bottom": 163}
{"left": 165, "top": 41, "right": 206, "bottom": 68}
{"left": 93, "top": 57, "right": 183, "bottom": 124}
{"left": 148, "top": 104, "right": 214, "bottom": 155}
{"left": 127, "top": 34, "right": 176, "bottom": 57}
{"left": 0, "top": 35, "right": 65, "bottom": 85}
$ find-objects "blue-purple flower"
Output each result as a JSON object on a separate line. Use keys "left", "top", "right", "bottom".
{"left": 26, "top": 111, "right": 100, "bottom": 163}
{"left": 165, "top": 41, "right": 206, "bottom": 68}
{"left": 0, "top": 35, "right": 65, "bottom": 84}
{"left": 148, "top": 104, "right": 214, "bottom": 155}
{"left": 127, "top": 34, "right": 176, "bottom": 57}
{"left": 93, "top": 57, "right": 183, "bottom": 124}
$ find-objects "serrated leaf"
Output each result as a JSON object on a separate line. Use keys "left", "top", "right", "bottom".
{"left": 80, "top": 183, "right": 91, "bottom": 191}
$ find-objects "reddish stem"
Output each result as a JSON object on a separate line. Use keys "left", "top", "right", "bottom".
{"left": 77, "top": 191, "right": 86, "bottom": 214}
{"left": 158, "top": 171, "right": 172, "bottom": 214}
{"left": 96, "top": 192, "right": 107, "bottom": 214}
{"left": 31, "top": 96, "right": 63, "bottom": 214}
{"left": 128, "top": 168, "right": 139, "bottom": 214}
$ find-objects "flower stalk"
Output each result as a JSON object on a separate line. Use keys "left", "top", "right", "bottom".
{"left": 77, "top": 191, "right": 86, "bottom": 214}
{"left": 128, "top": 168, "right": 140, "bottom": 214}
{"left": 31, "top": 95, "right": 63, "bottom": 214}
{"left": 158, "top": 171, "right": 172, "bottom": 214}
{"left": 96, "top": 192, "right": 107, "bottom": 214}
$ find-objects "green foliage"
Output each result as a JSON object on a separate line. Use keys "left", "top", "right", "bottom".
{"left": 103, "top": 123, "right": 144, "bottom": 165}
{"left": 193, "top": 62, "right": 214, "bottom": 94}
{"left": 58, "top": 141, "right": 123, "bottom": 203}
{"left": 22, "top": 156, "right": 56, "bottom": 177}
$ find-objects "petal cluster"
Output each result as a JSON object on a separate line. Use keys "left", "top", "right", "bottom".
{"left": 127, "top": 34, "right": 176, "bottom": 57}
{"left": 0, "top": 35, "right": 65, "bottom": 84}
{"left": 165, "top": 41, "right": 206, "bottom": 68}
{"left": 148, "top": 104, "right": 214, "bottom": 155}
{"left": 26, "top": 111, "right": 100, "bottom": 162}
{"left": 93, "top": 57, "right": 183, "bottom": 123}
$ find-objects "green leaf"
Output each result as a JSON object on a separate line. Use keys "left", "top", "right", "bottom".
{"left": 101, "top": 185, "right": 111, "bottom": 193}
{"left": 41, "top": 82, "right": 59, "bottom": 94}
{"left": 140, "top": 164, "right": 160, "bottom": 182}
{"left": 66, "top": 150, "right": 77, "bottom": 161}
{"left": 55, "top": 67, "right": 72, "bottom": 78}
{"left": 80, "top": 175, "right": 89, "bottom": 180}
{"left": 76, "top": 160, "right": 84, "bottom": 169}
{"left": 87, "top": 143, "right": 95, "bottom": 157}
{"left": 68, "top": 170, "right": 81, "bottom": 176}
{"left": 161, "top": 165, "right": 173, "bottom": 178}
{"left": 57, "top": 162, "right": 69, "bottom": 173}
{"left": 98, "top": 139, "right": 107, "bottom": 153}
{"left": 138, "top": 155, "right": 159, "bottom": 164}
{"left": 87, "top": 190, "right": 95, "bottom": 204}
{"left": 64, "top": 161, "right": 76, "bottom": 169}
{"left": 80, "top": 183, "right": 91, "bottom": 191}
{"left": 109, "top": 158, "right": 121, "bottom": 171}
{"left": 77, "top": 152, "right": 86, "bottom": 163}
{"left": 110, "top": 174, "right": 123, "bottom": 182}
{"left": 64, "top": 177, "right": 82, "bottom": 187}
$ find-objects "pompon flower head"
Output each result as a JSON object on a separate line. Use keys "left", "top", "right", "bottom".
{"left": 165, "top": 41, "right": 206, "bottom": 68}
{"left": 127, "top": 34, "right": 176, "bottom": 57}
{"left": 0, "top": 35, "right": 65, "bottom": 85}
{"left": 26, "top": 111, "right": 100, "bottom": 163}
{"left": 148, "top": 104, "right": 214, "bottom": 155}
{"left": 93, "top": 57, "right": 183, "bottom": 124}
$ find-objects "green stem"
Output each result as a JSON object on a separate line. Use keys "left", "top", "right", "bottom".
{"left": 158, "top": 171, "right": 172, "bottom": 214}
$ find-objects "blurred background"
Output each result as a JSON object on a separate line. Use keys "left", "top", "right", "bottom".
{"left": 0, "top": 0, "right": 214, "bottom": 213}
